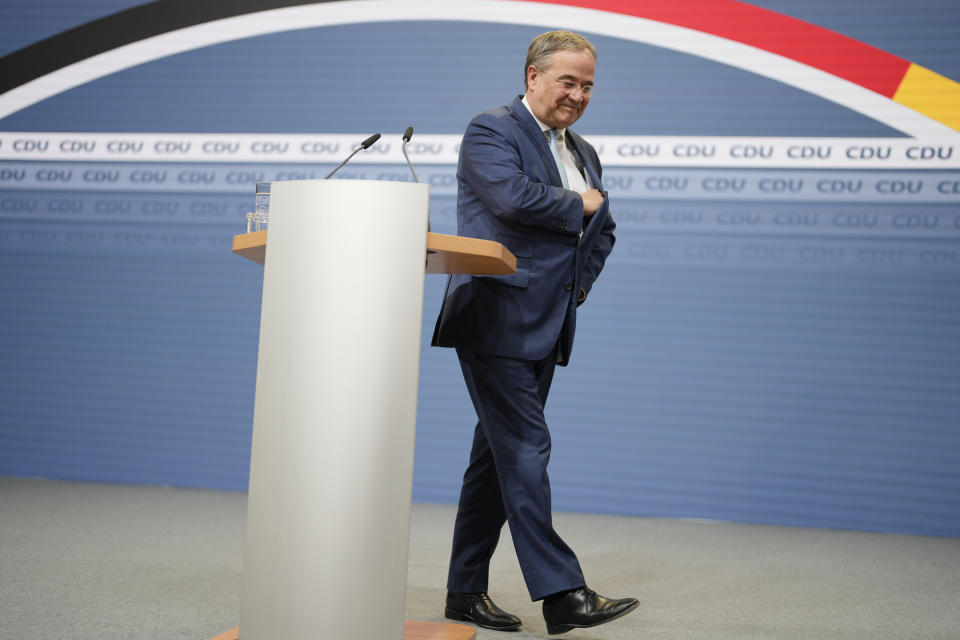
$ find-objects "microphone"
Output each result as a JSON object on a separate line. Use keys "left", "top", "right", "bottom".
{"left": 401, "top": 127, "right": 431, "bottom": 234}
{"left": 325, "top": 133, "right": 381, "bottom": 179}
{"left": 401, "top": 126, "right": 419, "bottom": 183}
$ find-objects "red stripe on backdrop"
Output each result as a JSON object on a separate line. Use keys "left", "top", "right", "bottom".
{"left": 529, "top": 0, "right": 911, "bottom": 97}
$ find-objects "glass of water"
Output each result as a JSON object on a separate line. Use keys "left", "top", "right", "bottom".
{"left": 255, "top": 182, "right": 270, "bottom": 215}
{"left": 245, "top": 182, "right": 271, "bottom": 231}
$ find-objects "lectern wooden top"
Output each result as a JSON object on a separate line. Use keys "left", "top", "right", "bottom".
{"left": 232, "top": 230, "right": 516, "bottom": 276}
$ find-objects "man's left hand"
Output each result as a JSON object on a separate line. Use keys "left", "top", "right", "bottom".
{"left": 581, "top": 189, "right": 604, "bottom": 216}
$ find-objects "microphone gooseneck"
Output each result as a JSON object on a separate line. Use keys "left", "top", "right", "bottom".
{"left": 400, "top": 126, "right": 419, "bottom": 183}
{"left": 325, "top": 132, "right": 381, "bottom": 179}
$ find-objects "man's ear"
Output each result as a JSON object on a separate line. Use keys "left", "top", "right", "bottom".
{"left": 526, "top": 64, "right": 538, "bottom": 88}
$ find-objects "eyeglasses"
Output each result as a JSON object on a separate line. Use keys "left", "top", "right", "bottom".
{"left": 537, "top": 68, "right": 594, "bottom": 96}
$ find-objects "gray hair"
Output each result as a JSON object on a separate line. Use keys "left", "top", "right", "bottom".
{"left": 524, "top": 30, "right": 597, "bottom": 88}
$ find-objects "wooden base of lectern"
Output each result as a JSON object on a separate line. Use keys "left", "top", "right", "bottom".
{"left": 211, "top": 621, "right": 476, "bottom": 640}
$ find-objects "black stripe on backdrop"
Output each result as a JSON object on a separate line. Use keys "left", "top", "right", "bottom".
{"left": 0, "top": 0, "right": 339, "bottom": 96}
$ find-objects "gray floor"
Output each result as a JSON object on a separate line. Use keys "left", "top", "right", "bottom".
{"left": 1, "top": 478, "right": 958, "bottom": 640}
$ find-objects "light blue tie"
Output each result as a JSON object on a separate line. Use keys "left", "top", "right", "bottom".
{"left": 546, "top": 129, "right": 569, "bottom": 188}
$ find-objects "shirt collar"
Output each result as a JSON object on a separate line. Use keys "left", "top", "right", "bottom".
{"left": 521, "top": 95, "right": 566, "bottom": 137}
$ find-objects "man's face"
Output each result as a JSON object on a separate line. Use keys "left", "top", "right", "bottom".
{"left": 525, "top": 48, "right": 595, "bottom": 130}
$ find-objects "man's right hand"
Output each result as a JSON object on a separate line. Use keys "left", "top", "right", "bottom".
{"left": 581, "top": 189, "right": 604, "bottom": 216}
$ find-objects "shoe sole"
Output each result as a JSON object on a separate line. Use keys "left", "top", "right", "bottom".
{"left": 545, "top": 600, "right": 640, "bottom": 635}
{"left": 445, "top": 608, "right": 522, "bottom": 632}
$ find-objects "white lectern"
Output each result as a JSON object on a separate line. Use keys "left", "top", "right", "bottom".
{"left": 217, "top": 180, "right": 514, "bottom": 640}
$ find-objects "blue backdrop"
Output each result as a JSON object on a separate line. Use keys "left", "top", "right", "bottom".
{"left": 1, "top": 0, "right": 958, "bottom": 536}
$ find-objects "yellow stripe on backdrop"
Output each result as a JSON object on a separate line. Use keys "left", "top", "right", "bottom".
{"left": 893, "top": 64, "right": 960, "bottom": 132}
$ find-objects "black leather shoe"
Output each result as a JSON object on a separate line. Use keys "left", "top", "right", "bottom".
{"left": 541, "top": 586, "right": 639, "bottom": 635}
{"left": 445, "top": 591, "right": 522, "bottom": 631}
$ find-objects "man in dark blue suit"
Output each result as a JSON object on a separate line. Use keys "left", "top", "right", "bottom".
{"left": 432, "top": 31, "right": 639, "bottom": 635}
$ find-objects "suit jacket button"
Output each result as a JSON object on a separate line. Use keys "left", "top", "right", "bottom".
{"left": 564, "top": 282, "right": 573, "bottom": 291}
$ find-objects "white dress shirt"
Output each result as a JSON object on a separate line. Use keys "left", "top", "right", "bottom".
{"left": 521, "top": 95, "right": 591, "bottom": 193}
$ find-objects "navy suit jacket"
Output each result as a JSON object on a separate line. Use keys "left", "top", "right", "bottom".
{"left": 432, "top": 95, "right": 615, "bottom": 366}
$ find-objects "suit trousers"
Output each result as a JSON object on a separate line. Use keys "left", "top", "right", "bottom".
{"left": 446, "top": 346, "right": 585, "bottom": 601}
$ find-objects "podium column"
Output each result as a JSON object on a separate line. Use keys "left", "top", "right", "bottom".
{"left": 239, "top": 180, "right": 429, "bottom": 640}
